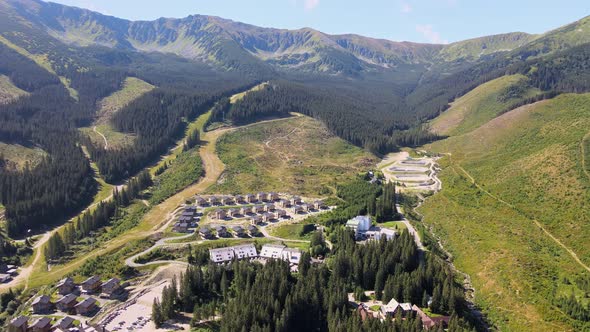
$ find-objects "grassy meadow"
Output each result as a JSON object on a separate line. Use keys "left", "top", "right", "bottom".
{"left": 429, "top": 74, "right": 540, "bottom": 136}
{"left": 210, "top": 115, "right": 377, "bottom": 196}
{"left": 420, "top": 93, "right": 590, "bottom": 331}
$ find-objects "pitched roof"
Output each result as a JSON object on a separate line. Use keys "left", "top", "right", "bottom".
{"left": 55, "top": 316, "right": 75, "bottom": 329}
{"left": 76, "top": 297, "right": 97, "bottom": 309}
{"left": 10, "top": 316, "right": 28, "bottom": 327}
{"left": 82, "top": 275, "right": 100, "bottom": 285}
{"left": 56, "top": 277, "right": 74, "bottom": 287}
{"left": 101, "top": 277, "right": 120, "bottom": 288}
{"left": 57, "top": 293, "right": 78, "bottom": 305}
{"left": 32, "top": 294, "right": 51, "bottom": 305}
{"left": 31, "top": 317, "right": 51, "bottom": 328}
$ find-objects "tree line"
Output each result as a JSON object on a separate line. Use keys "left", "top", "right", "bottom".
{"left": 44, "top": 171, "right": 152, "bottom": 262}
{"left": 152, "top": 228, "right": 477, "bottom": 331}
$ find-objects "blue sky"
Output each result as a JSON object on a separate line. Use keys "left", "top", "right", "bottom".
{"left": 47, "top": 0, "right": 590, "bottom": 44}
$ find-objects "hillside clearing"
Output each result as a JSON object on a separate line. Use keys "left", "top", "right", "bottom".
{"left": 0, "top": 141, "right": 47, "bottom": 170}
{"left": 0, "top": 74, "right": 28, "bottom": 104}
{"left": 96, "top": 77, "right": 155, "bottom": 124}
{"left": 211, "top": 114, "right": 377, "bottom": 196}
{"left": 429, "top": 74, "right": 541, "bottom": 136}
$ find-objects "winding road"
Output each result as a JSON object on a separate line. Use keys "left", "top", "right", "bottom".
{"left": 93, "top": 126, "right": 109, "bottom": 150}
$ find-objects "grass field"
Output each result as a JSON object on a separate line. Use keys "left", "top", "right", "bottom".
{"left": 429, "top": 74, "right": 541, "bottom": 136}
{"left": 0, "top": 141, "right": 47, "bottom": 170}
{"left": 420, "top": 93, "right": 590, "bottom": 331}
{"left": 229, "top": 82, "right": 268, "bottom": 104}
{"left": 210, "top": 115, "right": 377, "bottom": 196}
{"left": 267, "top": 222, "right": 314, "bottom": 241}
{"left": 0, "top": 74, "right": 28, "bottom": 105}
{"left": 376, "top": 221, "right": 407, "bottom": 231}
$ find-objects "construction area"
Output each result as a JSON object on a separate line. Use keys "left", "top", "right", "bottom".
{"left": 378, "top": 151, "right": 442, "bottom": 192}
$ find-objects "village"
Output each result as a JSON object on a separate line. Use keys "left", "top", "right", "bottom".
{"left": 5, "top": 154, "right": 448, "bottom": 332}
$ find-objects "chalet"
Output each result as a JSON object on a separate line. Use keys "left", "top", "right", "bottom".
{"left": 268, "top": 192, "right": 280, "bottom": 201}
{"left": 213, "top": 209, "right": 227, "bottom": 219}
{"left": 260, "top": 244, "right": 286, "bottom": 259}
{"left": 262, "top": 212, "right": 275, "bottom": 222}
{"left": 290, "top": 196, "right": 302, "bottom": 205}
{"left": 6, "top": 268, "right": 17, "bottom": 276}
{"left": 245, "top": 194, "right": 257, "bottom": 203}
{"left": 173, "top": 222, "right": 189, "bottom": 233}
{"left": 56, "top": 277, "right": 76, "bottom": 295}
{"left": 252, "top": 205, "right": 265, "bottom": 213}
{"left": 346, "top": 216, "right": 372, "bottom": 238}
{"left": 248, "top": 225, "right": 259, "bottom": 236}
{"left": 257, "top": 192, "right": 267, "bottom": 202}
{"left": 221, "top": 196, "right": 234, "bottom": 205}
{"left": 199, "top": 227, "right": 212, "bottom": 239}
{"left": 181, "top": 210, "right": 195, "bottom": 218}
{"left": 9, "top": 316, "right": 28, "bottom": 332}
{"left": 292, "top": 205, "right": 304, "bottom": 214}
{"left": 380, "top": 298, "right": 413, "bottom": 317}
{"left": 232, "top": 244, "right": 257, "bottom": 259}
{"left": 75, "top": 297, "right": 98, "bottom": 316}
{"left": 275, "top": 209, "right": 287, "bottom": 218}
{"left": 31, "top": 295, "right": 53, "bottom": 314}
{"left": 234, "top": 194, "right": 245, "bottom": 203}
{"left": 81, "top": 275, "right": 102, "bottom": 294}
{"left": 178, "top": 215, "right": 192, "bottom": 223}
{"left": 185, "top": 206, "right": 197, "bottom": 213}
{"left": 101, "top": 278, "right": 122, "bottom": 298}
{"left": 215, "top": 225, "right": 228, "bottom": 237}
{"left": 250, "top": 215, "right": 262, "bottom": 225}
{"left": 228, "top": 208, "right": 241, "bottom": 218}
{"left": 195, "top": 196, "right": 207, "bottom": 206}
{"left": 30, "top": 317, "right": 52, "bottom": 332}
{"left": 232, "top": 225, "right": 245, "bottom": 237}
{"left": 56, "top": 294, "right": 78, "bottom": 312}
{"left": 301, "top": 203, "right": 313, "bottom": 212}
{"left": 208, "top": 196, "right": 220, "bottom": 205}
{"left": 277, "top": 199, "right": 290, "bottom": 208}
{"left": 281, "top": 248, "right": 302, "bottom": 264}
{"left": 209, "top": 247, "right": 235, "bottom": 263}
{"left": 314, "top": 200, "right": 326, "bottom": 210}
{"left": 240, "top": 206, "right": 252, "bottom": 215}
{"left": 54, "top": 316, "right": 75, "bottom": 331}
{"left": 264, "top": 203, "right": 275, "bottom": 212}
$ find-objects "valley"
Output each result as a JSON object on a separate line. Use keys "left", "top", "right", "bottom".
{"left": 1, "top": 0, "right": 590, "bottom": 331}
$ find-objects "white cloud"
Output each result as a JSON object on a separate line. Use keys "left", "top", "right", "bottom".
{"left": 304, "top": 0, "right": 320, "bottom": 10}
{"left": 401, "top": 3, "right": 412, "bottom": 13}
{"left": 415, "top": 24, "right": 448, "bottom": 44}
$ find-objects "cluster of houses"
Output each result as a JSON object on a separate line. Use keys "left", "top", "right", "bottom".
{"left": 209, "top": 243, "right": 302, "bottom": 267}
{"left": 355, "top": 297, "right": 450, "bottom": 330}
{"left": 172, "top": 205, "right": 200, "bottom": 233}
{"left": 0, "top": 263, "right": 18, "bottom": 283}
{"left": 346, "top": 216, "right": 398, "bottom": 241}
{"left": 196, "top": 193, "right": 327, "bottom": 225}
{"left": 30, "top": 276, "right": 126, "bottom": 316}
{"left": 8, "top": 315, "right": 99, "bottom": 332}
{"left": 199, "top": 224, "right": 259, "bottom": 239}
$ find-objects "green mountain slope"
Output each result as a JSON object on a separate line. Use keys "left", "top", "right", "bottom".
{"left": 420, "top": 94, "right": 590, "bottom": 331}
{"left": 429, "top": 74, "right": 541, "bottom": 136}
{"left": 438, "top": 32, "right": 537, "bottom": 61}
